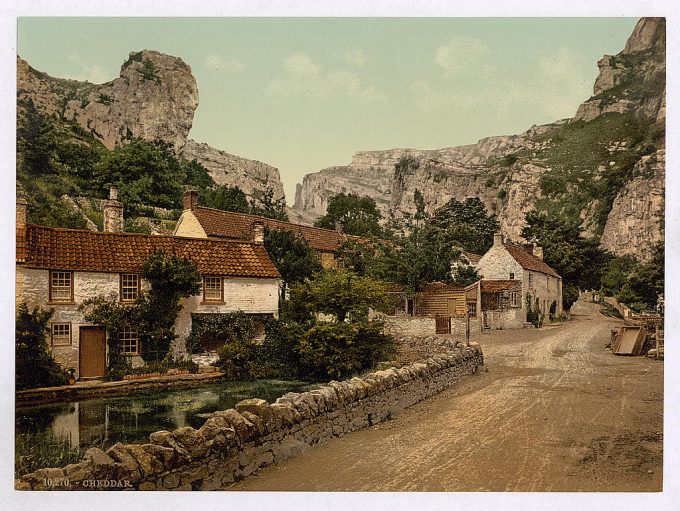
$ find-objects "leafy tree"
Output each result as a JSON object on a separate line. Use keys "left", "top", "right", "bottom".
{"left": 17, "top": 99, "right": 56, "bottom": 175}
{"left": 94, "top": 139, "right": 185, "bottom": 211}
{"left": 617, "top": 242, "right": 664, "bottom": 311}
{"left": 452, "top": 264, "right": 480, "bottom": 287}
{"left": 522, "top": 210, "right": 611, "bottom": 310}
{"left": 600, "top": 255, "right": 639, "bottom": 297}
{"left": 136, "top": 252, "right": 202, "bottom": 362}
{"left": 413, "top": 189, "right": 428, "bottom": 228}
{"left": 287, "top": 268, "right": 393, "bottom": 323}
{"left": 250, "top": 187, "right": 288, "bottom": 221}
{"left": 264, "top": 228, "right": 322, "bottom": 304}
{"left": 202, "top": 185, "right": 251, "bottom": 213}
{"left": 314, "top": 193, "right": 382, "bottom": 237}
{"left": 423, "top": 197, "right": 498, "bottom": 255}
{"left": 180, "top": 158, "right": 214, "bottom": 191}
{"left": 15, "top": 303, "right": 69, "bottom": 389}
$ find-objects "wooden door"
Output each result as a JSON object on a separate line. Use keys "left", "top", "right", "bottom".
{"left": 447, "top": 298, "right": 458, "bottom": 318}
{"left": 79, "top": 327, "right": 106, "bottom": 378}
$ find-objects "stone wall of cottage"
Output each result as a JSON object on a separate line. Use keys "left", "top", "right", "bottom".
{"left": 17, "top": 343, "right": 484, "bottom": 491}
{"left": 476, "top": 245, "right": 524, "bottom": 282}
{"left": 16, "top": 267, "right": 145, "bottom": 377}
{"left": 16, "top": 267, "right": 279, "bottom": 376}
{"left": 523, "top": 270, "right": 563, "bottom": 317}
{"left": 483, "top": 308, "right": 525, "bottom": 330}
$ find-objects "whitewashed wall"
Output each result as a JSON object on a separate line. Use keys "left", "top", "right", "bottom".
{"left": 17, "top": 266, "right": 280, "bottom": 375}
{"left": 476, "top": 245, "right": 524, "bottom": 281}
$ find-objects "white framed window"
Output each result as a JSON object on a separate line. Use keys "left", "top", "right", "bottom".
{"left": 120, "top": 273, "right": 140, "bottom": 302}
{"left": 510, "top": 291, "right": 519, "bottom": 307}
{"left": 119, "top": 327, "right": 139, "bottom": 356}
{"left": 51, "top": 323, "right": 71, "bottom": 346}
{"left": 49, "top": 271, "right": 73, "bottom": 302}
{"left": 203, "top": 276, "right": 223, "bottom": 302}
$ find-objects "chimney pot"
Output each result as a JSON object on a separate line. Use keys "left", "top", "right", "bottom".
{"left": 335, "top": 221, "right": 344, "bottom": 234}
{"left": 252, "top": 221, "right": 265, "bottom": 244}
{"left": 109, "top": 186, "right": 118, "bottom": 201}
{"left": 534, "top": 246, "right": 544, "bottom": 260}
{"left": 183, "top": 189, "right": 198, "bottom": 211}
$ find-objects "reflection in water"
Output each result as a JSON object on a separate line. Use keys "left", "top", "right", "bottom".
{"left": 17, "top": 379, "right": 310, "bottom": 451}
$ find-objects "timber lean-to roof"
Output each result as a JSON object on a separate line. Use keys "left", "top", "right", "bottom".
{"left": 191, "top": 206, "right": 364, "bottom": 252}
{"left": 503, "top": 243, "right": 561, "bottom": 278}
{"left": 480, "top": 279, "right": 521, "bottom": 293}
{"left": 19, "top": 224, "right": 280, "bottom": 278}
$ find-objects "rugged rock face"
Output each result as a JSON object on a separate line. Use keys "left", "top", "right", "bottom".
{"left": 181, "top": 140, "right": 285, "bottom": 201}
{"left": 600, "top": 149, "right": 665, "bottom": 260}
{"left": 17, "top": 50, "right": 199, "bottom": 152}
{"left": 292, "top": 18, "right": 665, "bottom": 261}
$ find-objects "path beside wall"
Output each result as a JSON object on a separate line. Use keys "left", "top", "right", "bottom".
{"left": 17, "top": 344, "right": 483, "bottom": 491}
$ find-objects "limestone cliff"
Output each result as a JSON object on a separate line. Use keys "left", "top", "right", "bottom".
{"left": 18, "top": 50, "right": 198, "bottom": 152}
{"left": 17, "top": 50, "right": 286, "bottom": 208}
{"left": 292, "top": 17, "right": 665, "bottom": 261}
{"left": 181, "top": 140, "right": 284, "bottom": 201}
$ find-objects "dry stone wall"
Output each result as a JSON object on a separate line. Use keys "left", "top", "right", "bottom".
{"left": 17, "top": 344, "right": 483, "bottom": 491}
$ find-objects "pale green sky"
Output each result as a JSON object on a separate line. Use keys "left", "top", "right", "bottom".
{"left": 17, "top": 17, "right": 638, "bottom": 201}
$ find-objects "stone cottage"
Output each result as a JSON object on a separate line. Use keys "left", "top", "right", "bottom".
{"left": 174, "top": 190, "right": 365, "bottom": 269}
{"left": 15, "top": 194, "right": 281, "bottom": 379}
{"left": 475, "top": 233, "right": 562, "bottom": 329}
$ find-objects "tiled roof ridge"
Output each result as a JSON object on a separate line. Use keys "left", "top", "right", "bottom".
{"left": 26, "top": 223, "right": 263, "bottom": 246}
{"left": 193, "top": 205, "right": 364, "bottom": 239}
{"left": 502, "top": 242, "right": 560, "bottom": 278}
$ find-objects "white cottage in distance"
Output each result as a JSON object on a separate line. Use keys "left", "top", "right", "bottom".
{"left": 15, "top": 189, "right": 281, "bottom": 379}
{"left": 476, "top": 233, "right": 562, "bottom": 329}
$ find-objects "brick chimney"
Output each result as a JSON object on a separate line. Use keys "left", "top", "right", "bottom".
{"left": 183, "top": 189, "right": 198, "bottom": 211}
{"left": 16, "top": 197, "right": 27, "bottom": 263}
{"left": 534, "top": 245, "right": 544, "bottom": 260}
{"left": 252, "top": 221, "right": 264, "bottom": 244}
{"left": 103, "top": 186, "right": 124, "bottom": 233}
{"left": 493, "top": 232, "right": 503, "bottom": 246}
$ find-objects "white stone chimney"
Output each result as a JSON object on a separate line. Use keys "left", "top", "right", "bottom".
{"left": 534, "top": 245, "right": 544, "bottom": 260}
{"left": 252, "top": 221, "right": 265, "bottom": 244}
{"left": 493, "top": 232, "right": 503, "bottom": 246}
{"left": 183, "top": 189, "right": 198, "bottom": 211}
{"left": 335, "top": 221, "right": 344, "bottom": 234}
{"left": 103, "top": 186, "right": 124, "bottom": 233}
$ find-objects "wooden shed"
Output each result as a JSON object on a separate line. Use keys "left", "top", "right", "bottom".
{"left": 419, "top": 282, "right": 468, "bottom": 318}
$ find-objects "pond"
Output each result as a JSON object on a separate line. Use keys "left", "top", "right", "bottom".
{"left": 15, "top": 379, "right": 312, "bottom": 476}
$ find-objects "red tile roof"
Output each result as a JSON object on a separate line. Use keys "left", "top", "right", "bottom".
{"left": 480, "top": 279, "right": 522, "bottom": 293}
{"left": 462, "top": 251, "right": 482, "bottom": 265}
{"left": 19, "top": 224, "right": 280, "bottom": 278}
{"left": 503, "top": 244, "right": 560, "bottom": 278}
{"left": 190, "top": 206, "right": 363, "bottom": 252}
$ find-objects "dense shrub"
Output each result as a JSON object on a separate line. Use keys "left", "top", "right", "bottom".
{"left": 296, "top": 321, "right": 395, "bottom": 381}
{"left": 15, "top": 303, "right": 69, "bottom": 390}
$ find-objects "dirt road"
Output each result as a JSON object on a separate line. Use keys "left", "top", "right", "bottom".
{"left": 231, "top": 300, "right": 663, "bottom": 491}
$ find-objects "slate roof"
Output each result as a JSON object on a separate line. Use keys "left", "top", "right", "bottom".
{"left": 190, "top": 206, "right": 363, "bottom": 252}
{"left": 503, "top": 243, "right": 561, "bottom": 278}
{"left": 480, "top": 279, "right": 522, "bottom": 293}
{"left": 19, "top": 224, "right": 280, "bottom": 278}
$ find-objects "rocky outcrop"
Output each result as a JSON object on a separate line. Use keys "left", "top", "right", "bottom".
{"left": 181, "top": 140, "right": 285, "bottom": 200}
{"left": 292, "top": 18, "right": 665, "bottom": 260}
{"left": 600, "top": 149, "right": 665, "bottom": 261}
{"left": 17, "top": 50, "right": 199, "bottom": 152}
